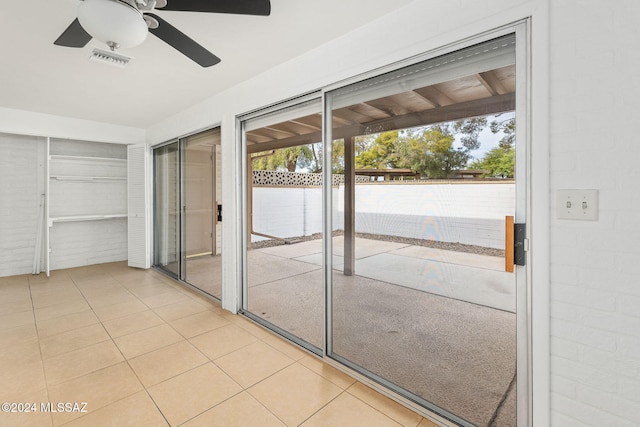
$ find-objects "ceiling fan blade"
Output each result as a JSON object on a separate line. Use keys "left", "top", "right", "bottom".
{"left": 146, "top": 14, "right": 221, "bottom": 67}
{"left": 54, "top": 18, "right": 92, "bottom": 48}
{"left": 158, "top": 0, "right": 270, "bottom": 16}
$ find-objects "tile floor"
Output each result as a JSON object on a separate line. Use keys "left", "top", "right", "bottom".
{"left": 0, "top": 262, "right": 440, "bottom": 427}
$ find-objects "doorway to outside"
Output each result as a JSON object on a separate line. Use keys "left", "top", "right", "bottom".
{"left": 153, "top": 128, "right": 222, "bottom": 299}
{"left": 241, "top": 28, "right": 528, "bottom": 427}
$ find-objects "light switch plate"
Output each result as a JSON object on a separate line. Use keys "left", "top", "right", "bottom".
{"left": 556, "top": 190, "right": 598, "bottom": 220}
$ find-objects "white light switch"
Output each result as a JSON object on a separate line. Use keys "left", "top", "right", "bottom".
{"left": 556, "top": 190, "right": 598, "bottom": 220}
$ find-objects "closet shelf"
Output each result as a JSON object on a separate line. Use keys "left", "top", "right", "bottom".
{"left": 50, "top": 176, "right": 126, "bottom": 182}
{"left": 50, "top": 155, "right": 126, "bottom": 163}
{"left": 49, "top": 214, "right": 127, "bottom": 224}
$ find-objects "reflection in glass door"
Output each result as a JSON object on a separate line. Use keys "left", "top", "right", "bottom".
{"left": 184, "top": 129, "right": 222, "bottom": 299}
{"left": 153, "top": 128, "right": 222, "bottom": 299}
{"left": 153, "top": 142, "right": 180, "bottom": 278}
{"left": 326, "top": 34, "right": 521, "bottom": 426}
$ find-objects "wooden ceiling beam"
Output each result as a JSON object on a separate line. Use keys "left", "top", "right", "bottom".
{"left": 409, "top": 90, "right": 439, "bottom": 108}
{"left": 246, "top": 93, "right": 515, "bottom": 154}
{"left": 476, "top": 71, "right": 508, "bottom": 96}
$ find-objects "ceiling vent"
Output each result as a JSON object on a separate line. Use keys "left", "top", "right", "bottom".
{"left": 89, "top": 48, "right": 132, "bottom": 68}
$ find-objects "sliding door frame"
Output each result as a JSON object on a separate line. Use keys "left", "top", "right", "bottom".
{"left": 236, "top": 20, "right": 532, "bottom": 426}
{"left": 152, "top": 127, "right": 222, "bottom": 301}
{"left": 320, "top": 21, "right": 532, "bottom": 426}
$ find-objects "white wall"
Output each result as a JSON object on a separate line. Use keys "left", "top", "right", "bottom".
{"left": 0, "top": 107, "right": 145, "bottom": 145}
{"left": 252, "top": 184, "right": 515, "bottom": 250}
{"left": 0, "top": 133, "right": 45, "bottom": 277}
{"left": 548, "top": 2, "right": 640, "bottom": 426}
{"left": 0, "top": 109, "right": 143, "bottom": 277}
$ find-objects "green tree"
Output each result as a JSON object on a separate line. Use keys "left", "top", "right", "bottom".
{"left": 354, "top": 131, "right": 400, "bottom": 169}
{"left": 469, "top": 146, "right": 515, "bottom": 178}
{"left": 252, "top": 145, "right": 313, "bottom": 172}
{"left": 394, "top": 118, "right": 487, "bottom": 178}
{"left": 490, "top": 116, "right": 516, "bottom": 148}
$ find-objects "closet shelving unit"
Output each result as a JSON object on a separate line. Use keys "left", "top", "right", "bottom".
{"left": 45, "top": 139, "right": 128, "bottom": 275}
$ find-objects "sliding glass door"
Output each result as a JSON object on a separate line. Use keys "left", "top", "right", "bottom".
{"left": 153, "top": 128, "right": 222, "bottom": 299}
{"left": 327, "top": 33, "right": 520, "bottom": 426}
{"left": 239, "top": 28, "right": 528, "bottom": 426}
{"left": 184, "top": 130, "right": 222, "bottom": 299}
{"left": 241, "top": 96, "right": 324, "bottom": 352}
{"left": 153, "top": 142, "right": 180, "bottom": 278}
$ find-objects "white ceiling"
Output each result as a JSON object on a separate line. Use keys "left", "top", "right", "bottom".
{"left": 0, "top": 0, "right": 414, "bottom": 129}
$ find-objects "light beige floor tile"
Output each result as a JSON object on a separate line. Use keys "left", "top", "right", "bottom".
{"left": 0, "top": 360, "right": 46, "bottom": 402}
{"left": 189, "top": 323, "right": 257, "bottom": 360}
{"left": 262, "top": 334, "right": 309, "bottom": 361}
{"left": 0, "top": 388, "right": 53, "bottom": 427}
{"left": 36, "top": 310, "right": 99, "bottom": 338}
{"left": 34, "top": 300, "right": 92, "bottom": 322}
{"left": 28, "top": 271, "right": 73, "bottom": 285}
{"left": 128, "top": 340, "right": 208, "bottom": 387}
{"left": 169, "top": 310, "right": 229, "bottom": 338}
{"left": 43, "top": 340, "right": 124, "bottom": 385}
{"left": 417, "top": 417, "right": 441, "bottom": 427}
{"left": 101, "top": 310, "right": 164, "bottom": 338}
{"left": 249, "top": 363, "right": 342, "bottom": 427}
{"left": 0, "top": 332, "right": 41, "bottom": 365}
{"left": 71, "top": 275, "right": 119, "bottom": 288}
{"left": 152, "top": 299, "right": 210, "bottom": 322}
{"left": 29, "top": 282, "right": 73, "bottom": 295}
{"left": 83, "top": 292, "right": 137, "bottom": 309}
{"left": 31, "top": 289, "right": 85, "bottom": 309}
{"left": 299, "top": 355, "right": 357, "bottom": 389}
{"left": 91, "top": 299, "right": 148, "bottom": 322}
{"left": 300, "top": 392, "right": 403, "bottom": 427}
{"left": 347, "top": 382, "right": 423, "bottom": 427}
{"left": 40, "top": 324, "right": 110, "bottom": 359}
{"left": 48, "top": 362, "right": 143, "bottom": 426}
{"left": 75, "top": 283, "right": 128, "bottom": 298}
{"left": 114, "top": 324, "right": 183, "bottom": 359}
{"left": 226, "top": 315, "right": 275, "bottom": 340}
{"left": 148, "top": 363, "right": 242, "bottom": 426}
{"left": 0, "top": 297, "right": 34, "bottom": 316}
{"left": 127, "top": 282, "right": 176, "bottom": 299}
{"left": 215, "top": 341, "right": 294, "bottom": 388}
{"left": 138, "top": 289, "right": 191, "bottom": 309}
{"left": 182, "top": 392, "right": 285, "bottom": 427}
{"left": 0, "top": 310, "right": 35, "bottom": 330}
{"left": 0, "top": 275, "right": 30, "bottom": 286}
{"left": 0, "top": 323, "right": 38, "bottom": 347}
{"left": 61, "top": 391, "right": 168, "bottom": 427}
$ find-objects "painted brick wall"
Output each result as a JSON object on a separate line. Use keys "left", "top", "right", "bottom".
{"left": 549, "top": 1, "right": 640, "bottom": 425}
{"left": 252, "top": 183, "right": 514, "bottom": 249}
{"left": 47, "top": 140, "right": 128, "bottom": 272}
{"left": 0, "top": 133, "right": 44, "bottom": 277}
{"left": 49, "top": 219, "right": 127, "bottom": 270}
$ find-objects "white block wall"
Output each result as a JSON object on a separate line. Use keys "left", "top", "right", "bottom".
{"left": 252, "top": 183, "right": 514, "bottom": 249}
{"left": 549, "top": 1, "right": 640, "bottom": 425}
{"left": 0, "top": 133, "right": 44, "bottom": 277}
{"left": 252, "top": 187, "right": 325, "bottom": 240}
{"left": 49, "top": 220, "right": 127, "bottom": 270}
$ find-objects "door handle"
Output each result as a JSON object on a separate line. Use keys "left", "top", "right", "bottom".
{"left": 505, "top": 216, "right": 514, "bottom": 272}
{"left": 505, "top": 216, "right": 526, "bottom": 272}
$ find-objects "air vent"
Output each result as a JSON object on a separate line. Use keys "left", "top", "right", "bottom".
{"left": 89, "top": 48, "right": 132, "bottom": 68}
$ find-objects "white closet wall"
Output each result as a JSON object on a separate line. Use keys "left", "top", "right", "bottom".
{"left": 47, "top": 139, "right": 128, "bottom": 271}
{"left": 0, "top": 133, "right": 46, "bottom": 277}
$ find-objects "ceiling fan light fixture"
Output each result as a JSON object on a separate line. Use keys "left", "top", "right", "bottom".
{"left": 78, "top": 0, "right": 148, "bottom": 49}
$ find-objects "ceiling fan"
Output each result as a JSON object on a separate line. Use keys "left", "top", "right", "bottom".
{"left": 54, "top": 0, "right": 271, "bottom": 67}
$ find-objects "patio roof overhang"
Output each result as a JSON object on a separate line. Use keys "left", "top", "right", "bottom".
{"left": 246, "top": 64, "right": 516, "bottom": 154}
